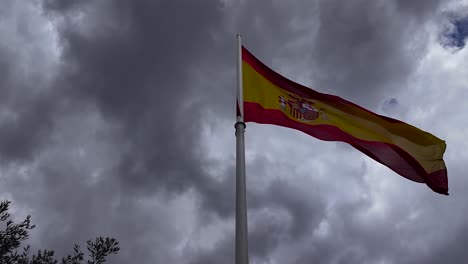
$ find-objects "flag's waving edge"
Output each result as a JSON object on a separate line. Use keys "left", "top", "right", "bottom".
{"left": 241, "top": 46, "right": 448, "bottom": 195}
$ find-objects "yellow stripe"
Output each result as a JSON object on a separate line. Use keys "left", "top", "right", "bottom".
{"left": 243, "top": 61, "right": 446, "bottom": 173}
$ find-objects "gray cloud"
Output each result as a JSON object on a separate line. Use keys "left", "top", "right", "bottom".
{"left": 0, "top": 0, "right": 60, "bottom": 162}
{"left": 309, "top": 0, "right": 443, "bottom": 107}
{"left": 41, "top": 0, "right": 228, "bottom": 196}
{"left": 0, "top": 0, "right": 466, "bottom": 264}
{"left": 394, "top": 0, "right": 443, "bottom": 17}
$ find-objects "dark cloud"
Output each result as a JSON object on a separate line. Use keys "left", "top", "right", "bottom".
{"left": 418, "top": 224, "right": 468, "bottom": 263}
{"left": 0, "top": 94, "right": 56, "bottom": 162}
{"left": 248, "top": 180, "right": 325, "bottom": 260}
{"left": 441, "top": 15, "right": 468, "bottom": 49}
{"left": 394, "top": 0, "right": 443, "bottom": 16}
{"left": 189, "top": 234, "right": 234, "bottom": 264}
{"left": 35, "top": 0, "right": 235, "bottom": 261}
{"left": 0, "top": 1, "right": 59, "bottom": 162}
{"left": 41, "top": 0, "right": 226, "bottom": 195}
{"left": 6, "top": 152, "right": 184, "bottom": 264}
{"left": 189, "top": 178, "right": 326, "bottom": 264}
{"left": 0, "top": 0, "right": 466, "bottom": 264}
{"left": 41, "top": 0, "right": 91, "bottom": 12}
{"left": 309, "top": 0, "right": 440, "bottom": 107}
{"left": 381, "top": 97, "right": 404, "bottom": 117}
{"left": 3, "top": 0, "right": 233, "bottom": 262}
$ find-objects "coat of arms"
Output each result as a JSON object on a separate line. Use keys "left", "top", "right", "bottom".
{"left": 278, "top": 93, "right": 328, "bottom": 122}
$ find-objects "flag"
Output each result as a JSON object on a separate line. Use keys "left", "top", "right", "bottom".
{"left": 241, "top": 46, "right": 448, "bottom": 195}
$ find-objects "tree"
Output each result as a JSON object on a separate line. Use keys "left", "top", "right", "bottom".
{"left": 0, "top": 201, "right": 119, "bottom": 264}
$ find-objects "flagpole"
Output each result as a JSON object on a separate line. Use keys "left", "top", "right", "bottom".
{"left": 235, "top": 33, "right": 249, "bottom": 264}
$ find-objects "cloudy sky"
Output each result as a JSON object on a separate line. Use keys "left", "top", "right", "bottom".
{"left": 1, "top": 0, "right": 468, "bottom": 263}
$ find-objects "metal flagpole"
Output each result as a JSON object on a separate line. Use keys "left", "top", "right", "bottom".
{"left": 235, "top": 33, "right": 249, "bottom": 264}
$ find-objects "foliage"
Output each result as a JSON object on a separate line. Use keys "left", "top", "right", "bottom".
{"left": 0, "top": 201, "right": 119, "bottom": 264}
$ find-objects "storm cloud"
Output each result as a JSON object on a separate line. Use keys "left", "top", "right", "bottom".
{"left": 1, "top": 0, "right": 468, "bottom": 263}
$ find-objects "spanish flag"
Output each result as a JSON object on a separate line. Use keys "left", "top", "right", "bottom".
{"left": 241, "top": 47, "right": 448, "bottom": 195}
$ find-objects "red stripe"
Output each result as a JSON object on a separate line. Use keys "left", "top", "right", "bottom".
{"left": 241, "top": 46, "right": 403, "bottom": 124}
{"left": 244, "top": 102, "right": 448, "bottom": 195}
